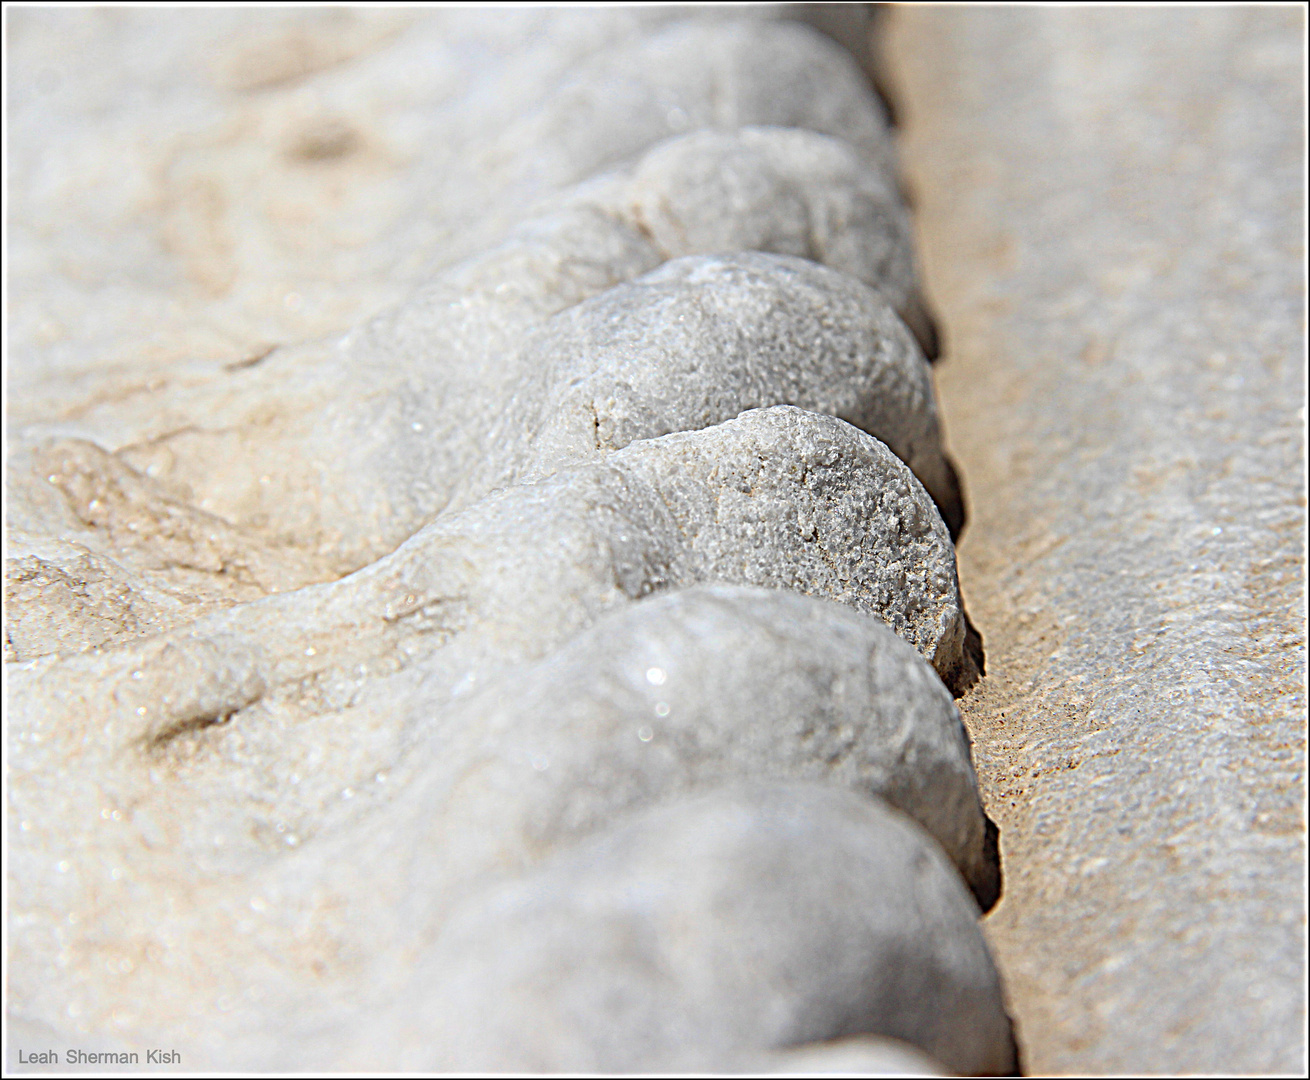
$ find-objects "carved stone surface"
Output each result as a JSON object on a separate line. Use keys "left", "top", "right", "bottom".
{"left": 359, "top": 785, "right": 1014, "bottom": 1075}
{"left": 5, "top": 7, "right": 1011, "bottom": 1073}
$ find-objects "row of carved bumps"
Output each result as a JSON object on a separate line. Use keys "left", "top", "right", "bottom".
{"left": 6, "top": 15, "right": 1017, "bottom": 1076}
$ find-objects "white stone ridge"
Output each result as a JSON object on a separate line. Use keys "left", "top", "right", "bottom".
{"left": 7, "top": 123, "right": 931, "bottom": 636}
{"left": 358, "top": 785, "right": 1015, "bottom": 1075}
{"left": 9, "top": 408, "right": 977, "bottom": 770}
{"left": 5, "top": 8, "right": 1004, "bottom": 1074}
{"left": 7, "top": 587, "right": 1002, "bottom": 1071}
{"left": 457, "top": 251, "right": 956, "bottom": 524}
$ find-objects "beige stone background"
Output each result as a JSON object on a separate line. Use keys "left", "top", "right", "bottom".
{"left": 4, "top": 5, "right": 1306, "bottom": 1076}
{"left": 883, "top": 5, "right": 1306, "bottom": 1075}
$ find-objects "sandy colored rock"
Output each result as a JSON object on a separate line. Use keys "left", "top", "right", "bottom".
{"left": 9, "top": 407, "right": 976, "bottom": 769}
{"left": 7, "top": 11, "right": 893, "bottom": 420}
{"left": 6, "top": 587, "right": 993, "bottom": 1070}
{"left": 7, "top": 410, "right": 983, "bottom": 1064}
{"left": 885, "top": 5, "right": 1306, "bottom": 1074}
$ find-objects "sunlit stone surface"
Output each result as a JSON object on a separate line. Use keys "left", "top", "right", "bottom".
{"left": 886, "top": 5, "right": 1306, "bottom": 1074}
{"left": 6, "top": 7, "right": 1010, "bottom": 1073}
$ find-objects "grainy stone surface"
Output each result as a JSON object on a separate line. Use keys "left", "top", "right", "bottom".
{"left": 6, "top": 583, "right": 999, "bottom": 1072}
{"left": 5, "top": 8, "right": 1013, "bottom": 1073}
{"left": 8, "top": 408, "right": 976, "bottom": 754}
{"left": 353, "top": 784, "right": 1014, "bottom": 1075}
{"left": 5, "top": 115, "right": 934, "bottom": 645}
{"left": 6, "top": 8, "right": 893, "bottom": 418}
{"left": 358, "top": 584, "right": 1000, "bottom": 913}
{"left": 462, "top": 251, "right": 961, "bottom": 534}
{"left": 7, "top": 55, "right": 909, "bottom": 582}
{"left": 885, "top": 6, "right": 1306, "bottom": 1074}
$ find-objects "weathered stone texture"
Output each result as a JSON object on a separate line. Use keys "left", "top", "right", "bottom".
{"left": 6, "top": 7, "right": 1009, "bottom": 1074}
{"left": 361, "top": 785, "right": 1014, "bottom": 1075}
{"left": 886, "top": 6, "right": 1306, "bottom": 1074}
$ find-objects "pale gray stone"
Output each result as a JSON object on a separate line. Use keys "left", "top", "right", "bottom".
{"left": 478, "top": 18, "right": 895, "bottom": 205}
{"left": 5, "top": 9, "right": 1007, "bottom": 1075}
{"left": 7, "top": 12, "right": 893, "bottom": 418}
{"left": 5, "top": 412, "right": 979, "bottom": 1065}
{"left": 352, "top": 784, "right": 1015, "bottom": 1075}
{"left": 3, "top": 123, "right": 929, "bottom": 671}
{"left": 7, "top": 123, "right": 919, "bottom": 625}
{"left": 8, "top": 11, "right": 907, "bottom": 640}
{"left": 557, "top": 124, "right": 918, "bottom": 317}
{"left": 323, "top": 584, "right": 1000, "bottom": 922}
{"left": 753, "top": 1035, "right": 946, "bottom": 1075}
{"left": 8, "top": 407, "right": 975, "bottom": 772}
{"left": 536, "top": 120, "right": 941, "bottom": 359}
{"left": 7, "top": 571, "right": 998, "bottom": 1067}
{"left": 459, "top": 250, "right": 961, "bottom": 534}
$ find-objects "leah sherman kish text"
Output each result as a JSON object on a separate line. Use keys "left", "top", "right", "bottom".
{"left": 17, "top": 1048, "right": 181, "bottom": 1064}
